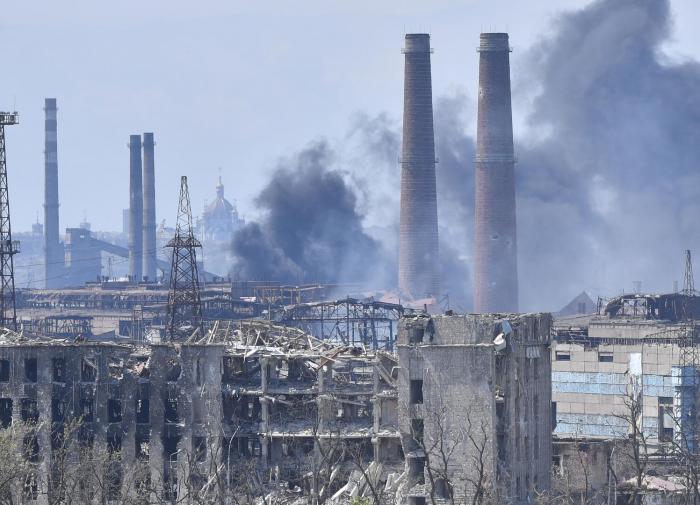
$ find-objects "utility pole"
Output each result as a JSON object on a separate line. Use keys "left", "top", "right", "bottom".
{"left": 166, "top": 176, "right": 203, "bottom": 340}
{"left": 0, "top": 112, "right": 19, "bottom": 331}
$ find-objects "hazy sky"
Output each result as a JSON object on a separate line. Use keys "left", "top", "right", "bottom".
{"left": 1, "top": 0, "right": 698, "bottom": 232}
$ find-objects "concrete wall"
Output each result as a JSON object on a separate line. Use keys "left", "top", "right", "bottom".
{"left": 397, "top": 313, "right": 552, "bottom": 504}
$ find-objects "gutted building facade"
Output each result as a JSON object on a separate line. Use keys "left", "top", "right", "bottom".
{"left": 397, "top": 313, "right": 553, "bottom": 504}
{"left": 0, "top": 322, "right": 402, "bottom": 504}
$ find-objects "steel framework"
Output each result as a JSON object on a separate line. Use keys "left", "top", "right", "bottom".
{"left": 166, "top": 176, "right": 203, "bottom": 340}
{"left": 274, "top": 298, "right": 408, "bottom": 350}
{"left": 0, "top": 112, "right": 19, "bottom": 330}
{"left": 684, "top": 249, "right": 696, "bottom": 294}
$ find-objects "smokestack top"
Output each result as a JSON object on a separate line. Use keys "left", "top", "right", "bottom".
{"left": 478, "top": 32, "right": 510, "bottom": 52}
{"left": 404, "top": 33, "right": 431, "bottom": 53}
{"left": 143, "top": 132, "right": 154, "bottom": 146}
{"left": 129, "top": 134, "right": 141, "bottom": 147}
{"left": 44, "top": 98, "right": 57, "bottom": 110}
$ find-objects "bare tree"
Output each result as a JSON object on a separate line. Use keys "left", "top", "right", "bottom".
{"left": 611, "top": 380, "right": 650, "bottom": 505}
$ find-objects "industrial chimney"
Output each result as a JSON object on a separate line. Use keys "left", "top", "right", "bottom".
{"left": 474, "top": 33, "right": 519, "bottom": 312}
{"left": 142, "top": 132, "right": 156, "bottom": 282}
{"left": 398, "top": 33, "right": 439, "bottom": 299}
{"left": 44, "top": 98, "right": 64, "bottom": 288}
{"left": 129, "top": 134, "right": 143, "bottom": 282}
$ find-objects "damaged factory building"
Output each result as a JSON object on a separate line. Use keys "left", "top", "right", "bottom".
{"left": 397, "top": 312, "right": 552, "bottom": 504}
{"left": 0, "top": 312, "right": 553, "bottom": 504}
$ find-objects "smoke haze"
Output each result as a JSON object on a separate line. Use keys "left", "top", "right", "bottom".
{"left": 232, "top": 0, "right": 700, "bottom": 312}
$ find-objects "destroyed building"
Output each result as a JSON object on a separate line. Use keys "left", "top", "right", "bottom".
{"left": 397, "top": 313, "right": 553, "bottom": 504}
{"left": 0, "top": 321, "right": 402, "bottom": 504}
{"left": 552, "top": 292, "right": 700, "bottom": 490}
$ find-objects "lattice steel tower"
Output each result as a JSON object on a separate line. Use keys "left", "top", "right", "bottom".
{"left": 684, "top": 249, "right": 695, "bottom": 294}
{"left": 0, "top": 112, "right": 19, "bottom": 330}
{"left": 166, "top": 176, "right": 203, "bottom": 340}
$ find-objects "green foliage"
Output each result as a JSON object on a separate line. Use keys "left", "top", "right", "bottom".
{"left": 349, "top": 498, "right": 373, "bottom": 505}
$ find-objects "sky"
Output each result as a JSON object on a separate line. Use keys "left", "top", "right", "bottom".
{"left": 1, "top": 0, "right": 694, "bottom": 232}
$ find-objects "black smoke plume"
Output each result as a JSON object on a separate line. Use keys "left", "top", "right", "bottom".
{"left": 231, "top": 140, "right": 387, "bottom": 286}
{"left": 514, "top": 0, "right": 700, "bottom": 310}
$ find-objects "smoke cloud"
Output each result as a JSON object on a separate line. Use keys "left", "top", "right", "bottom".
{"left": 232, "top": 0, "right": 700, "bottom": 312}
{"left": 514, "top": 0, "right": 700, "bottom": 310}
{"left": 231, "top": 140, "right": 389, "bottom": 287}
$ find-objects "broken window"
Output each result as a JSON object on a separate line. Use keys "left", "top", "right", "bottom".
{"left": 598, "top": 352, "right": 613, "bottom": 363}
{"left": 164, "top": 397, "right": 179, "bottom": 424}
{"left": 81, "top": 357, "right": 97, "bottom": 382}
{"left": 409, "top": 456, "right": 425, "bottom": 485}
{"left": 51, "top": 425, "right": 64, "bottom": 451}
{"left": 20, "top": 398, "right": 38, "bottom": 424}
{"left": 164, "top": 435, "right": 180, "bottom": 501}
{"left": 411, "top": 418, "right": 424, "bottom": 446}
{"left": 53, "top": 357, "right": 65, "bottom": 382}
{"left": 108, "top": 398, "right": 122, "bottom": 423}
{"left": 52, "top": 398, "right": 65, "bottom": 423}
{"left": 79, "top": 397, "right": 94, "bottom": 423}
{"left": 193, "top": 436, "right": 206, "bottom": 463}
{"left": 408, "top": 324, "right": 424, "bottom": 344}
{"left": 0, "top": 360, "right": 9, "bottom": 382}
{"left": 135, "top": 398, "right": 150, "bottom": 424}
{"left": 25, "top": 358, "right": 37, "bottom": 383}
{"left": 409, "top": 379, "right": 423, "bottom": 404}
{"left": 0, "top": 398, "right": 11, "bottom": 427}
{"left": 23, "top": 433, "right": 40, "bottom": 462}
{"left": 555, "top": 351, "right": 571, "bottom": 361}
{"left": 165, "top": 360, "right": 181, "bottom": 382}
{"left": 135, "top": 432, "right": 150, "bottom": 460}
{"left": 108, "top": 358, "right": 123, "bottom": 380}
{"left": 107, "top": 432, "right": 122, "bottom": 454}
{"left": 78, "top": 425, "right": 95, "bottom": 448}
{"left": 435, "top": 479, "right": 452, "bottom": 500}
{"left": 658, "top": 396, "right": 674, "bottom": 442}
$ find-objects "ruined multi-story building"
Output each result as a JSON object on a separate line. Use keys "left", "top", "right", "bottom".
{"left": 0, "top": 321, "right": 402, "bottom": 504}
{"left": 397, "top": 313, "right": 553, "bottom": 504}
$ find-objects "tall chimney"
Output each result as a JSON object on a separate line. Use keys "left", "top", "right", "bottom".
{"left": 43, "top": 98, "right": 64, "bottom": 288}
{"left": 142, "top": 132, "right": 156, "bottom": 282}
{"left": 129, "top": 134, "right": 143, "bottom": 282}
{"left": 398, "top": 33, "right": 439, "bottom": 299}
{"left": 474, "top": 33, "right": 519, "bottom": 312}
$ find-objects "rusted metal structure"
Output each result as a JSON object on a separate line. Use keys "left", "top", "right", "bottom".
{"left": 142, "top": 132, "right": 157, "bottom": 282}
{"left": 399, "top": 33, "right": 439, "bottom": 300}
{"left": 43, "top": 99, "right": 64, "bottom": 289}
{"left": 128, "top": 134, "right": 143, "bottom": 282}
{"left": 474, "top": 32, "right": 519, "bottom": 313}
{"left": 275, "top": 297, "right": 408, "bottom": 350}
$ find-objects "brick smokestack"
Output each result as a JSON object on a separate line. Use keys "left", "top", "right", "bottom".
{"left": 474, "top": 33, "right": 519, "bottom": 312}
{"left": 142, "top": 132, "right": 156, "bottom": 282}
{"left": 399, "top": 33, "right": 439, "bottom": 299}
{"left": 129, "top": 134, "right": 143, "bottom": 282}
{"left": 44, "top": 98, "right": 64, "bottom": 288}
